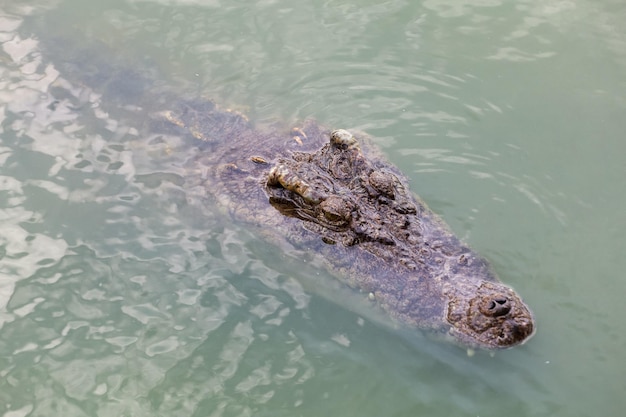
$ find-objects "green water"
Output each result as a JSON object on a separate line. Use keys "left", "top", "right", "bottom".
{"left": 1, "top": 0, "right": 625, "bottom": 416}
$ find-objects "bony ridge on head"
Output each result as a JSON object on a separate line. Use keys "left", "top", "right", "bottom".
{"left": 330, "top": 129, "right": 359, "bottom": 150}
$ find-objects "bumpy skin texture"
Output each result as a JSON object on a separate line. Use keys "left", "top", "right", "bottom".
{"left": 172, "top": 103, "right": 535, "bottom": 350}
{"left": 32, "top": 18, "right": 533, "bottom": 349}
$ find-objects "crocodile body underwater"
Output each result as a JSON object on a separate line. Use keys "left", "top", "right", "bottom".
{"left": 33, "top": 31, "right": 535, "bottom": 350}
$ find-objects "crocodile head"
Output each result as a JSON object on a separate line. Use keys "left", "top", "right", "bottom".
{"left": 265, "top": 129, "right": 418, "bottom": 247}
{"left": 444, "top": 280, "right": 535, "bottom": 349}
{"left": 265, "top": 128, "right": 535, "bottom": 349}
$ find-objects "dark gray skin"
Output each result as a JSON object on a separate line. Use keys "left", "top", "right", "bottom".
{"left": 164, "top": 101, "right": 535, "bottom": 350}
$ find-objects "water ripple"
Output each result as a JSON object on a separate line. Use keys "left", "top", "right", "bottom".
{"left": 0, "top": 1, "right": 624, "bottom": 416}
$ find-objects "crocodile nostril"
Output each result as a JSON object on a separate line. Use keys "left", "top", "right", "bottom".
{"left": 486, "top": 297, "right": 511, "bottom": 317}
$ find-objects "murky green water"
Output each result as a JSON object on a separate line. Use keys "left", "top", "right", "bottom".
{"left": 1, "top": 0, "right": 625, "bottom": 416}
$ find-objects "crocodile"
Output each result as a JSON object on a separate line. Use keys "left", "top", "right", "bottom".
{"left": 161, "top": 100, "right": 535, "bottom": 350}
{"left": 33, "top": 30, "right": 534, "bottom": 350}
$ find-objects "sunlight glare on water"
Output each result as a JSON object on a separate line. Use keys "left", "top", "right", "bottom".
{"left": 0, "top": 0, "right": 625, "bottom": 416}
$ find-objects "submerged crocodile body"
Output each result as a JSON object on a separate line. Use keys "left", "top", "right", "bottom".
{"left": 34, "top": 31, "right": 534, "bottom": 349}
{"left": 162, "top": 100, "right": 535, "bottom": 349}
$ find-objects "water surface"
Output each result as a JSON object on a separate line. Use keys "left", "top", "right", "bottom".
{"left": 0, "top": 0, "right": 625, "bottom": 416}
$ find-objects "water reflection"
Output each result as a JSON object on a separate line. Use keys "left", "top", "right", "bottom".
{"left": 1, "top": 0, "right": 625, "bottom": 416}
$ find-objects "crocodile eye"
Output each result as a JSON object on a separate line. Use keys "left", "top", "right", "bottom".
{"left": 319, "top": 196, "right": 353, "bottom": 224}
{"left": 324, "top": 211, "right": 344, "bottom": 222}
